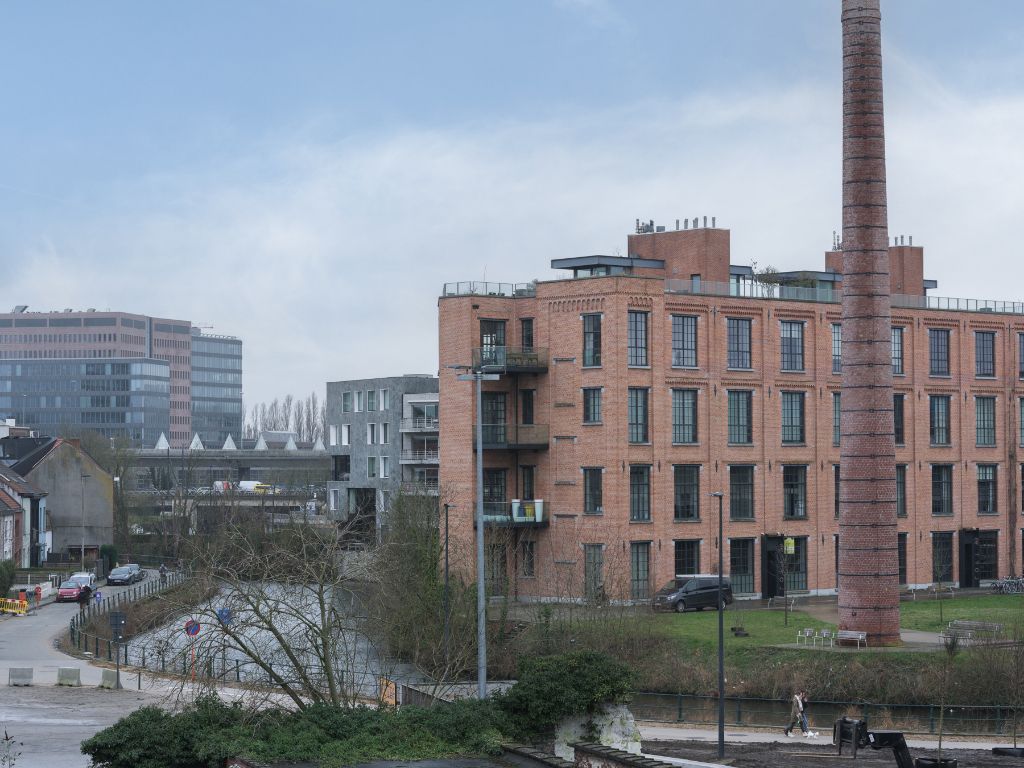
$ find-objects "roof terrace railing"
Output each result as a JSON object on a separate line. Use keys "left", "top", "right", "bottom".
{"left": 665, "top": 278, "right": 1024, "bottom": 316}
{"left": 442, "top": 282, "right": 536, "bottom": 298}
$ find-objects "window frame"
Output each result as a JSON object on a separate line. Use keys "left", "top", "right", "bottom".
{"left": 727, "top": 390, "right": 753, "bottom": 445}
{"left": 931, "top": 464, "right": 953, "bottom": 516}
{"left": 583, "top": 467, "right": 603, "bottom": 515}
{"left": 582, "top": 313, "right": 602, "bottom": 367}
{"left": 782, "top": 465, "right": 807, "bottom": 519}
{"left": 780, "top": 320, "right": 805, "bottom": 372}
{"left": 729, "top": 464, "right": 755, "bottom": 520}
{"left": 627, "top": 310, "right": 649, "bottom": 367}
{"left": 727, "top": 317, "right": 752, "bottom": 369}
{"left": 892, "top": 326, "right": 905, "bottom": 375}
{"left": 671, "top": 314, "right": 698, "bottom": 368}
{"left": 673, "top": 464, "right": 701, "bottom": 521}
{"left": 975, "top": 330, "right": 996, "bottom": 377}
{"left": 929, "top": 394, "right": 951, "bottom": 446}
{"left": 978, "top": 464, "right": 998, "bottom": 515}
{"left": 781, "top": 391, "right": 805, "bottom": 445}
{"left": 671, "top": 388, "right": 698, "bottom": 444}
{"left": 628, "top": 387, "right": 650, "bottom": 444}
{"left": 976, "top": 396, "right": 996, "bottom": 447}
{"left": 831, "top": 323, "right": 842, "bottom": 374}
{"left": 929, "top": 328, "right": 950, "bottom": 376}
{"left": 629, "top": 464, "right": 651, "bottom": 522}
{"left": 582, "top": 387, "right": 602, "bottom": 424}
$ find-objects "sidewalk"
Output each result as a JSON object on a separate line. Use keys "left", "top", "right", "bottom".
{"left": 638, "top": 720, "right": 1010, "bottom": 752}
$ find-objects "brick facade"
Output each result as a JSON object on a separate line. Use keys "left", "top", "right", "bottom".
{"left": 438, "top": 228, "right": 1024, "bottom": 605}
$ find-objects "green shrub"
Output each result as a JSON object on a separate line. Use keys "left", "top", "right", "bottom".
{"left": 0, "top": 560, "right": 14, "bottom": 598}
{"left": 81, "top": 697, "right": 505, "bottom": 768}
{"left": 497, "top": 650, "right": 635, "bottom": 739}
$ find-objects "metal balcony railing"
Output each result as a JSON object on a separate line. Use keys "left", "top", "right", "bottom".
{"left": 400, "top": 417, "right": 439, "bottom": 432}
{"left": 478, "top": 423, "right": 549, "bottom": 450}
{"left": 401, "top": 480, "right": 439, "bottom": 495}
{"left": 442, "top": 282, "right": 536, "bottom": 298}
{"left": 471, "top": 345, "right": 549, "bottom": 373}
{"left": 479, "top": 499, "right": 548, "bottom": 526}
{"left": 665, "top": 277, "right": 1024, "bottom": 316}
{"left": 399, "top": 449, "right": 440, "bottom": 463}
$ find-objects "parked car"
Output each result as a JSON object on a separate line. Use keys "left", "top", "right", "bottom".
{"left": 56, "top": 581, "right": 83, "bottom": 602}
{"left": 69, "top": 572, "right": 97, "bottom": 588}
{"left": 106, "top": 566, "right": 135, "bottom": 586}
{"left": 651, "top": 574, "right": 734, "bottom": 613}
{"left": 125, "top": 563, "right": 145, "bottom": 581}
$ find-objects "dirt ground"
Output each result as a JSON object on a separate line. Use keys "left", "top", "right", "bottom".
{"left": 646, "top": 739, "right": 1022, "bottom": 767}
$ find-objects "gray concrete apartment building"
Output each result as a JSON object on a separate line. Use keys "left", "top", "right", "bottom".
{"left": 325, "top": 375, "right": 438, "bottom": 540}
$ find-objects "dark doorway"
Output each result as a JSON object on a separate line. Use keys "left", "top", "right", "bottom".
{"left": 960, "top": 529, "right": 979, "bottom": 588}
{"left": 761, "top": 535, "right": 785, "bottom": 599}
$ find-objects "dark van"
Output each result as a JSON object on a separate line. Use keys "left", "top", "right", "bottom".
{"left": 651, "top": 574, "right": 733, "bottom": 613}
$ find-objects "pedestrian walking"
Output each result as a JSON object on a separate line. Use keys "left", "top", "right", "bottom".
{"left": 800, "top": 691, "right": 818, "bottom": 738}
{"left": 783, "top": 689, "right": 809, "bottom": 737}
{"left": 33, "top": 584, "right": 42, "bottom": 611}
{"left": 78, "top": 584, "right": 92, "bottom": 613}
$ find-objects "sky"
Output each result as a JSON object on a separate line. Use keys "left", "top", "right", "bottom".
{"left": 2, "top": 1, "right": 1023, "bottom": 410}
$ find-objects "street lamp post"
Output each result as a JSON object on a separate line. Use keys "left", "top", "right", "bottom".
{"left": 80, "top": 473, "right": 91, "bottom": 571}
{"left": 709, "top": 490, "right": 726, "bottom": 759}
{"left": 450, "top": 364, "right": 499, "bottom": 700}
{"left": 442, "top": 502, "right": 452, "bottom": 667}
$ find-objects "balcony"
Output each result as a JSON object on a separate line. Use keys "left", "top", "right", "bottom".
{"left": 401, "top": 480, "right": 439, "bottom": 496}
{"left": 471, "top": 346, "right": 549, "bottom": 373}
{"left": 400, "top": 449, "right": 440, "bottom": 464}
{"left": 479, "top": 499, "right": 549, "bottom": 527}
{"left": 477, "top": 423, "right": 549, "bottom": 451}
{"left": 400, "top": 417, "right": 439, "bottom": 432}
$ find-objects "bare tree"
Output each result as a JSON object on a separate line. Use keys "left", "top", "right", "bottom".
{"left": 158, "top": 514, "right": 389, "bottom": 709}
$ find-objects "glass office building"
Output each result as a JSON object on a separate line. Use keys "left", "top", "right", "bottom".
{"left": 190, "top": 330, "right": 243, "bottom": 448}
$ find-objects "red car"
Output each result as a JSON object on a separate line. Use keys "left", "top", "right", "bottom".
{"left": 56, "top": 580, "right": 83, "bottom": 602}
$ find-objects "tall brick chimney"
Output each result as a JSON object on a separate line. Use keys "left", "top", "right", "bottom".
{"left": 838, "top": 0, "right": 900, "bottom": 645}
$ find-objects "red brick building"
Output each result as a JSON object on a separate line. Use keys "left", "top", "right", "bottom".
{"left": 438, "top": 224, "right": 1023, "bottom": 602}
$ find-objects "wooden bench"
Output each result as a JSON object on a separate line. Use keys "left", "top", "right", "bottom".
{"left": 836, "top": 629, "right": 867, "bottom": 648}
{"left": 816, "top": 628, "right": 834, "bottom": 648}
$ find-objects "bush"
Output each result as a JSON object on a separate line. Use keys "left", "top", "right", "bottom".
{"left": 0, "top": 560, "right": 14, "bottom": 598}
{"left": 497, "top": 650, "right": 635, "bottom": 739}
{"left": 81, "top": 697, "right": 505, "bottom": 768}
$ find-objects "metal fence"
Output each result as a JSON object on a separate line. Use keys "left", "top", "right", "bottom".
{"left": 632, "top": 692, "right": 1024, "bottom": 737}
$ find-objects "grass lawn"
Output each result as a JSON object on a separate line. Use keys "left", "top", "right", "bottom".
{"left": 650, "top": 605, "right": 831, "bottom": 651}
{"left": 899, "top": 593, "right": 1024, "bottom": 633}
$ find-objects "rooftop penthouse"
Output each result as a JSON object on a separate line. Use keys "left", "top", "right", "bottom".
{"left": 443, "top": 219, "right": 1022, "bottom": 316}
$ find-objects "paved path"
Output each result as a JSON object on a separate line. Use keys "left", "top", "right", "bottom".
{"left": 0, "top": 577, "right": 171, "bottom": 768}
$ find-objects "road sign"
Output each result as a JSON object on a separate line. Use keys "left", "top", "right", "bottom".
{"left": 184, "top": 619, "right": 201, "bottom": 637}
{"left": 216, "top": 608, "right": 232, "bottom": 625}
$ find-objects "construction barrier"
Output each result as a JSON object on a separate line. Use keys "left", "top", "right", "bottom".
{"left": 8, "top": 668, "right": 33, "bottom": 686}
{"left": 57, "top": 667, "right": 82, "bottom": 687}
{"left": 0, "top": 598, "right": 28, "bottom": 615}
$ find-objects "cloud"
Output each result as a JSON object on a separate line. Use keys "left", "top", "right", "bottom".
{"left": 3, "top": 58, "right": 1022, "bottom": 409}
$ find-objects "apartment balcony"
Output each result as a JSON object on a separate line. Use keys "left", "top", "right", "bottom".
{"left": 471, "top": 346, "right": 549, "bottom": 374}
{"left": 401, "top": 480, "right": 440, "bottom": 496}
{"left": 479, "top": 499, "right": 549, "bottom": 528}
{"left": 400, "top": 417, "right": 440, "bottom": 432}
{"left": 400, "top": 449, "right": 440, "bottom": 464}
{"left": 477, "top": 423, "right": 549, "bottom": 451}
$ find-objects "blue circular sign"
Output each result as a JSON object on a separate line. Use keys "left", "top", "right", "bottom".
{"left": 184, "top": 619, "right": 200, "bottom": 636}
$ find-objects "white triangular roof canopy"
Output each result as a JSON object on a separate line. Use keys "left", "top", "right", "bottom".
{"left": 284, "top": 435, "right": 297, "bottom": 451}
{"left": 188, "top": 434, "right": 205, "bottom": 451}
{"left": 254, "top": 435, "right": 268, "bottom": 450}
{"left": 154, "top": 433, "right": 170, "bottom": 450}
{"left": 312, "top": 437, "right": 326, "bottom": 452}
{"left": 221, "top": 435, "right": 237, "bottom": 450}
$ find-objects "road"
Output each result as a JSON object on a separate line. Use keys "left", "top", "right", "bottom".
{"left": 0, "top": 577, "right": 167, "bottom": 768}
